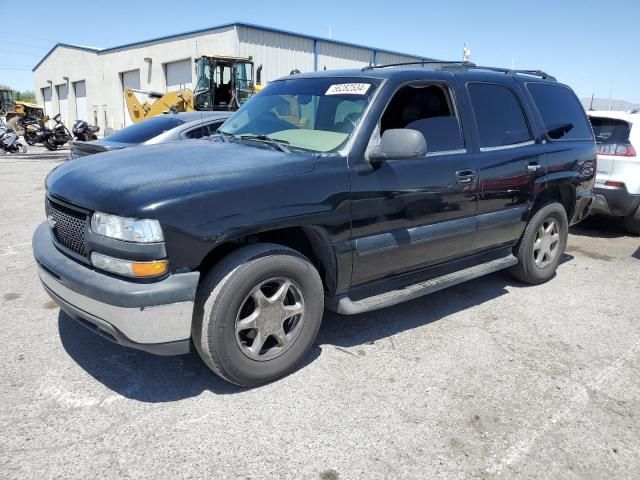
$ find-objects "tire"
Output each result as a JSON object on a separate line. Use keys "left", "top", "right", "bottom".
{"left": 509, "top": 202, "right": 568, "bottom": 285}
{"left": 44, "top": 138, "right": 58, "bottom": 151}
{"left": 192, "top": 243, "right": 324, "bottom": 387}
{"left": 624, "top": 206, "right": 640, "bottom": 235}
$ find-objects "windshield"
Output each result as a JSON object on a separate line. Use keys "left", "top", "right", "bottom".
{"left": 219, "top": 77, "right": 379, "bottom": 153}
{"left": 105, "top": 116, "right": 185, "bottom": 144}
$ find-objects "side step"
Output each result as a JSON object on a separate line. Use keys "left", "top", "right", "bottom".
{"left": 328, "top": 254, "right": 518, "bottom": 315}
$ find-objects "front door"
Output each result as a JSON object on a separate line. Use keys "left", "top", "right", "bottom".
{"left": 349, "top": 82, "right": 478, "bottom": 286}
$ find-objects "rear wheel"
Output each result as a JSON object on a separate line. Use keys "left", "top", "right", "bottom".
{"left": 192, "top": 243, "right": 324, "bottom": 387}
{"left": 624, "top": 205, "right": 640, "bottom": 235}
{"left": 509, "top": 202, "right": 568, "bottom": 284}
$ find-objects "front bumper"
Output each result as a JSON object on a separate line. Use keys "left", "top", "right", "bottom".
{"left": 591, "top": 186, "right": 640, "bottom": 217}
{"left": 33, "top": 222, "right": 199, "bottom": 355}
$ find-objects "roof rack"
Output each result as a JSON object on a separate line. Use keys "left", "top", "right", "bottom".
{"left": 362, "top": 60, "right": 556, "bottom": 81}
{"left": 362, "top": 60, "right": 476, "bottom": 71}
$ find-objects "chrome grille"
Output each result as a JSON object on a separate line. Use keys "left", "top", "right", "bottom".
{"left": 46, "top": 198, "right": 88, "bottom": 257}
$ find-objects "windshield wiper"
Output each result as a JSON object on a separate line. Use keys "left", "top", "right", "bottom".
{"left": 238, "top": 134, "right": 290, "bottom": 153}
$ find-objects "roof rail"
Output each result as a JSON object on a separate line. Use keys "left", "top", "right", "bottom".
{"left": 362, "top": 60, "right": 556, "bottom": 81}
{"left": 362, "top": 60, "right": 476, "bottom": 71}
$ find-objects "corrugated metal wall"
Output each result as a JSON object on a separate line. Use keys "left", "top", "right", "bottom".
{"left": 316, "top": 41, "right": 372, "bottom": 71}
{"left": 238, "top": 26, "right": 315, "bottom": 82}
{"left": 377, "top": 52, "right": 423, "bottom": 65}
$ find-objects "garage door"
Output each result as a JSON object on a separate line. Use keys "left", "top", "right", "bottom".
{"left": 74, "top": 81, "right": 87, "bottom": 121}
{"left": 165, "top": 59, "right": 193, "bottom": 91}
{"left": 42, "top": 87, "right": 52, "bottom": 118}
{"left": 56, "top": 84, "right": 68, "bottom": 125}
{"left": 121, "top": 69, "right": 140, "bottom": 127}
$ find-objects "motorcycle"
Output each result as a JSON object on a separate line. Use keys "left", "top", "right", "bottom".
{"left": 18, "top": 113, "right": 71, "bottom": 151}
{"left": 45, "top": 113, "right": 72, "bottom": 150}
{"left": 0, "top": 122, "right": 27, "bottom": 153}
{"left": 72, "top": 119, "right": 100, "bottom": 141}
{"left": 18, "top": 114, "right": 46, "bottom": 146}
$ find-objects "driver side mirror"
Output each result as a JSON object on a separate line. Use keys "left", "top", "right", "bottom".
{"left": 369, "top": 129, "right": 427, "bottom": 162}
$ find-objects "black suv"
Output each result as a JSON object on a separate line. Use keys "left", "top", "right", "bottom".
{"left": 33, "top": 62, "right": 596, "bottom": 386}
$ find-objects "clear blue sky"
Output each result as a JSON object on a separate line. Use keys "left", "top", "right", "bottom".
{"left": 1, "top": 0, "right": 638, "bottom": 102}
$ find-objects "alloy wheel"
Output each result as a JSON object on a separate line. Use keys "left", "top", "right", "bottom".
{"left": 235, "top": 277, "right": 305, "bottom": 361}
{"left": 533, "top": 218, "right": 560, "bottom": 268}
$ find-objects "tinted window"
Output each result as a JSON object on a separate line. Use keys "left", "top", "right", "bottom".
{"left": 184, "top": 126, "right": 205, "bottom": 139}
{"left": 589, "top": 117, "right": 630, "bottom": 144}
{"left": 106, "top": 116, "right": 185, "bottom": 143}
{"left": 203, "top": 121, "right": 224, "bottom": 137}
{"left": 527, "top": 83, "right": 593, "bottom": 141}
{"left": 380, "top": 84, "right": 464, "bottom": 152}
{"left": 468, "top": 83, "right": 531, "bottom": 148}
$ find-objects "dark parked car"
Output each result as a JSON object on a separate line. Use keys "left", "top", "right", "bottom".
{"left": 34, "top": 62, "right": 595, "bottom": 386}
{"left": 68, "top": 111, "right": 230, "bottom": 159}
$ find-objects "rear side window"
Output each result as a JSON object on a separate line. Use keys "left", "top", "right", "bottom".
{"left": 527, "top": 83, "right": 593, "bottom": 141}
{"left": 106, "top": 116, "right": 185, "bottom": 143}
{"left": 468, "top": 83, "right": 531, "bottom": 149}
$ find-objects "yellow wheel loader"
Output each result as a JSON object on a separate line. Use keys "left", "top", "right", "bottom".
{"left": 124, "top": 55, "right": 264, "bottom": 124}
{"left": 1, "top": 88, "right": 45, "bottom": 133}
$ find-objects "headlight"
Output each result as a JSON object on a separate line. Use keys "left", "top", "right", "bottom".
{"left": 91, "top": 252, "right": 167, "bottom": 278}
{"left": 91, "top": 212, "right": 163, "bottom": 243}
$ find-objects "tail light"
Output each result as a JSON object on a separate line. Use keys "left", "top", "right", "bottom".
{"left": 604, "top": 181, "right": 625, "bottom": 188}
{"left": 597, "top": 143, "right": 636, "bottom": 157}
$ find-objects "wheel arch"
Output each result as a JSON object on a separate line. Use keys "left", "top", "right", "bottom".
{"left": 532, "top": 181, "right": 576, "bottom": 221}
{"left": 195, "top": 225, "right": 339, "bottom": 295}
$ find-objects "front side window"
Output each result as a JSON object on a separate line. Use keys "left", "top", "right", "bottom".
{"left": 527, "top": 83, "right": 593, "bottom": 141}
{"left": 220, "top": 77, "right": 380, "bottom": 153}
{"left": 378, "top": 83, "right": 464, "bottom": 153}
{"left": 468, "top": 82, "right": 531, "bottom": 149}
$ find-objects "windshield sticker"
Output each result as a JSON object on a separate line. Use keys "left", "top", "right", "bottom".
{"left": 325, "top": 83, "right": 371, "bottom": 96}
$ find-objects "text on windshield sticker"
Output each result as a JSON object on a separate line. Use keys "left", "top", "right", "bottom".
{"left": 325, "top": 83, "right": 371, "bottom": 95}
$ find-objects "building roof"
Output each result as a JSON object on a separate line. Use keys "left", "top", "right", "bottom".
{"left": 33, "top": 21, "right": 430, "bottom": 71}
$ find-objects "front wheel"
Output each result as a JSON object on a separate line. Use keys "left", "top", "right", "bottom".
{"left": 192, "top": 243, "right": 324, "bottom": 387}
{"left": 509, "top": 202, "right": 568, "bottom": 285}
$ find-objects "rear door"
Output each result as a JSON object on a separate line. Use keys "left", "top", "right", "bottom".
{"left": 464, "top": 80, "right": 545, "bottom": 250}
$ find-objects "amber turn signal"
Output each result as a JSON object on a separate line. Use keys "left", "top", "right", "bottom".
{"left": 131, "top": 261, "right": 168, "bottom": 278}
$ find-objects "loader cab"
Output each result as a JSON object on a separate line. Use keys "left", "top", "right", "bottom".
{"left": 0, "top": 89, "right": 16, "bottom": 116}
{"left": 193, "top": 56, "right": 255, "bottom": 111}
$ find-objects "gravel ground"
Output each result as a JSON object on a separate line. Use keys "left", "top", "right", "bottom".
{"left": 1, "top": 150, "right": 639, "bottom": 479}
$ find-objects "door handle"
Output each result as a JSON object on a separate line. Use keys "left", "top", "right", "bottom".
{"left": 527, "top": 162, "right": 542, "bottom": 173}
{"left": 455, "top": 170, "right": 476, "bottom": 185}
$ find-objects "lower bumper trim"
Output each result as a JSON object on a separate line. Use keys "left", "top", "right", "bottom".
{"left": 44, "top": 281, "right": 191, "bottom": 356}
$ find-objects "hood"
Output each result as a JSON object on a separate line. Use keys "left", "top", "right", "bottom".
{"left": 47, "top": 140, "right": 317, "bottom": 215}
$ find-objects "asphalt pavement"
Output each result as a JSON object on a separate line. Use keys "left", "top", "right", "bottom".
{"left": 1, "top": 149, "right": 639, "bottom": 479}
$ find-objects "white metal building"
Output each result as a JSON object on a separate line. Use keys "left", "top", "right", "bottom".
{"left": 33, "top": 22, "right": 429, "bottom": 132}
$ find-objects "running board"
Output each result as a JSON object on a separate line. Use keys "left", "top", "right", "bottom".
{"left": 328, "top": 254, "right": 518, "bottom": 315}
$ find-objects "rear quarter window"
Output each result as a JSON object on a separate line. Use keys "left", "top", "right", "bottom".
{"left": 527, "top": 83, "right": 593, "bottom": 141}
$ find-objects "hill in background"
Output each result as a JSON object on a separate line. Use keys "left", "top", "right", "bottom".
{"left": 581, "top": 97, "right": 640, "bottom": 112}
